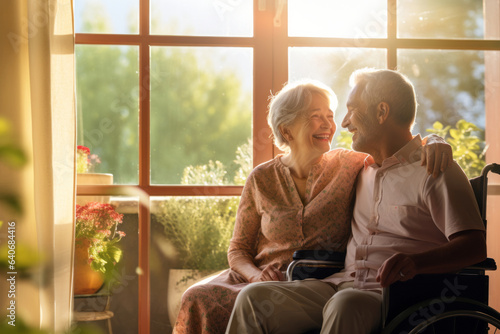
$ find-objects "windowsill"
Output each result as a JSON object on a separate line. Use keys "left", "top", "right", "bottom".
{"left": 110, "top": 197, "right": 139, "bottom": 214}
{"left": 109, "top": 197, "right": 189, "bottom": 215}
{"left": 110, "top": 196, "right": 214, "bottom": 214}
{"left": 109, "top": 184, "right": 500, "bottom": 215}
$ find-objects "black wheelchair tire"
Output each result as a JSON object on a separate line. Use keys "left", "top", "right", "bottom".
{"left": 382, "top": 297, "right": 500, "bottom": 334}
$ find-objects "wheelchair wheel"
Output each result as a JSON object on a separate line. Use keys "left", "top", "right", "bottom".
{"left": 408, "top": 309, "right": 500, "bottom": 333}
{"left": 383, "top": 297, "right": 500, "bottom": 334}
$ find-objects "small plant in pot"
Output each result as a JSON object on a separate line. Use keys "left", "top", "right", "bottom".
{"left": 154, "top": 169, "right": 239, "bottom": 326}
{"left": 77, "top": 145, "right": 101, "bottom": 173}
{"left": 153, "top": 141, "right": 251, "bottom": 325}
{"left": 156, "top": 141, "right": 252, "bottom": 276}
{"left": 74, "top": 201, "right": 126, "bottom": 294}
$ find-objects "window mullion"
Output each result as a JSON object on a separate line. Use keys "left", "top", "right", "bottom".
{"left": 138, "top": 0, "right": 151, "bottom": 333}
{"left": 387, "top": 0, "right": 398, "bottom": 69}
{"left": 253, "top": 0, "right": 275, "bottom": 166}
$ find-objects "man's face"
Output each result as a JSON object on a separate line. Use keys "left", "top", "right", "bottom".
{"left": 341, "top": 84, "right": 380, "bottom": 154}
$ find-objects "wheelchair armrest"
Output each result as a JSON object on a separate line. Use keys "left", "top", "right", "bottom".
{"left": 286, "top": 250, "right": 346, "bottom": 281}
{"left": 292, "top": 250, "right": 346, "bottom": 262}
{"left": 459, "top": 257, "right": 497, "bottom": 274}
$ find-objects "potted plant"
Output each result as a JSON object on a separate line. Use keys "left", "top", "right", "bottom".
{"left": 155, "top": 192, "right": 238, "bottom": 325}
{"left": 154, "top": 141, "right": 251, "bottom": 325}
{"left": 74, "top": 201, "right": 126, "bottom": 295}
{"left": 76, "top": 145, "right": 113, "bottom": 205}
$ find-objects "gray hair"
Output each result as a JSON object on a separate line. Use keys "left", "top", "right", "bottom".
{"left": 267, "top": 80, "right": 337, "bottom": 152}
{"left": 349, "top": 68, "right": 417, "bottom": 129}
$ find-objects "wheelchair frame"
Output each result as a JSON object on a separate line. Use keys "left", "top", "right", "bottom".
{"left": 286, "top": 163, "right": 500, "bottom": 334}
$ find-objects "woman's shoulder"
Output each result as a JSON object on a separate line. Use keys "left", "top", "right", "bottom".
{"left": 323, "top": 148, "right": 367, "bottom": 165}
{"left": 248, "top": 156, "right": 283, "bottom": 178}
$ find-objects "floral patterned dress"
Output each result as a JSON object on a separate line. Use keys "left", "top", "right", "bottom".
{"left": 173, "top": 149, "right": 366, "bottom": 334}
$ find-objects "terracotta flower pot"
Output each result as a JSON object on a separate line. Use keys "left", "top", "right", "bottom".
{"left": 73, "top": 238, "right": 104, "bottom": 295}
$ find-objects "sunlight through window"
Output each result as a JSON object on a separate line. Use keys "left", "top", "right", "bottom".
{"left": 288, "top": 0, "right": 387, "bottom": 38}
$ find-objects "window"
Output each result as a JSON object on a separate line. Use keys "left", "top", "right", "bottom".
{"left": 75, "top": 0, "right": 500, "bottom": 333}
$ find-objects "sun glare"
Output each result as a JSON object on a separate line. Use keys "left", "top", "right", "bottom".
{"left": 288, "top": 0, "right": 387, "bottom": 39}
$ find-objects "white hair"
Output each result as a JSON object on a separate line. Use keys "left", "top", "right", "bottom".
{"left": 267, "top": 79, "right": 337, "bottom": 152}
{"left": 349, "top": 68, "right": 417, "bottom": 129}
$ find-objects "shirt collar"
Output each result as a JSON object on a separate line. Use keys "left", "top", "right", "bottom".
{"left": 393, "top": 134, "right": 423, "bottom": 165}
{"left": 363, "top": 134, "right": 423, "bottom": 170}
{"left": 363, "top": 155, "right": 376, "bottom": 170}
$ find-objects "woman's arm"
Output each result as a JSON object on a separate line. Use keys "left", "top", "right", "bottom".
{"left": 421, "top": 134, "right": 453, "bottom": 177}
{"left": 228, "top": 172, "right": 284, "bottom": 282}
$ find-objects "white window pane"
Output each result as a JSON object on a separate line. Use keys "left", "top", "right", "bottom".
{"left": 151, "top": 0, "right": 253, "bottom": 37}
{"left": 288, "top": 0, "right": 386, "bottom": 38}
{"left": 150, "top": 47, "right": 253, "bottom": 185}
{"left": 75, "top": 0, "right": 139, "bottom": 34}
{"left": 398, "top": 0, "right": 484, "bottom": 39}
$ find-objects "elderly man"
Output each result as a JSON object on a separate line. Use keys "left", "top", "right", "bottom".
{"left": 225, "top": 69, "right": 486, "bottom": 334}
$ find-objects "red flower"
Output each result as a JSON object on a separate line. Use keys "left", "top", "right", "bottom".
{"left": 77, "top": 145, "right": 90, "bottom": 154}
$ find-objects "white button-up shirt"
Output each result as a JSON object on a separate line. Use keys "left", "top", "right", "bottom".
{"left": 325, "top": 135, "right": 485, "bottom": 290}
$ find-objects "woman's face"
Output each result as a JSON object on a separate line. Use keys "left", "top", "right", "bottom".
{"left": 287, "top": 93, "right": 336, "bottom": 156}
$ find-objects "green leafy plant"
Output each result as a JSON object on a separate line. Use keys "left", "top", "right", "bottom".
{"left": 75, "top": 202, "right": 126, "bottom": 278}
{"left": 0, "top": 118, "right": 27, "bottom": 214}
{"left": 0, "top": 118, "right": 39, "bottom": 275}
{"left": 334, "top": 130, "right": 355, "bottom": 150}
{"left": 426, "top": 120, "right": 486, "bottom": 178}
{"left": 154, "top": 142, "right": 252, "bottom": 272}
{"left": 156, "top": 196, "right": 239, "bottom": 272}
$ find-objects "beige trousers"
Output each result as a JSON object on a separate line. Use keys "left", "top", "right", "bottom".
{"left": 225, "top": 280, "right": 382, "bottom": 334}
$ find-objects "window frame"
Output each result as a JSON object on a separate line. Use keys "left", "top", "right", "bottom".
{"left": 75, "top": 1, "right": 500, "bottom": 333}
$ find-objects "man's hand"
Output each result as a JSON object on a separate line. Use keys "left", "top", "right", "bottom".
{"left": 252, "top": 263, "right": 285, "bottom": 282}
{"left": 376, "top": 253, "right": 417, "bottom": 288}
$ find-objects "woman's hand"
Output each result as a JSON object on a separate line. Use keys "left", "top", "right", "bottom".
{"left": 421, "top": 135, "right": 453, "bottom": 178}
{"left": 252, "top": 264, "right": 285, "bottom": 282}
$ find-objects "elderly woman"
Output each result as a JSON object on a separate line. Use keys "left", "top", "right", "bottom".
{"left": 173, "top": 79, "right": 450, "bottom": 334}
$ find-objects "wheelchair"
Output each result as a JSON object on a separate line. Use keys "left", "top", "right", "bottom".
{"left": 286, "top": 163, "right": 500, "bottom": 334}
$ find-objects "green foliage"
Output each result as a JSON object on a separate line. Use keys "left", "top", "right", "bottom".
{"left": 427, "top": 120, "right": 486, "bottom": 178}
{"left": 76, "top": 44, "right": 139, "bottom": 184}
{"left": 181, "top": 160, "right": 228, "bottom": 185}
{"left": 334, "top": 130, "right": 354, "bottom": 150}
{"left": 233, "top": 139, "right": 253, "bottom": 185}
{"left": 75, "top": 202, "right": 126, "bottom": 281}
{"left": 156, "top": 196, "right": 239, "bottom": 271}
{"left": 154, "top": 142, "right": 252, "bottom": 270}
{"left": 149, "top": 47, "right": 251, "bottom": 184}
{"left": 0, "top": 118, "right": 27, "bottom": 214}
{"left": 0, "top": 318, "right": 50, "bottom": 334}
{"left": 0, "top": 318, "right": 104, "bottom": 334}
{"left": 0, "top": 240, "right": 42, "bottom": 277}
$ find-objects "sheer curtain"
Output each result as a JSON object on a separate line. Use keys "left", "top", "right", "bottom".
{"left": 0, "top": 0, "right": 76, "bottom": 332}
